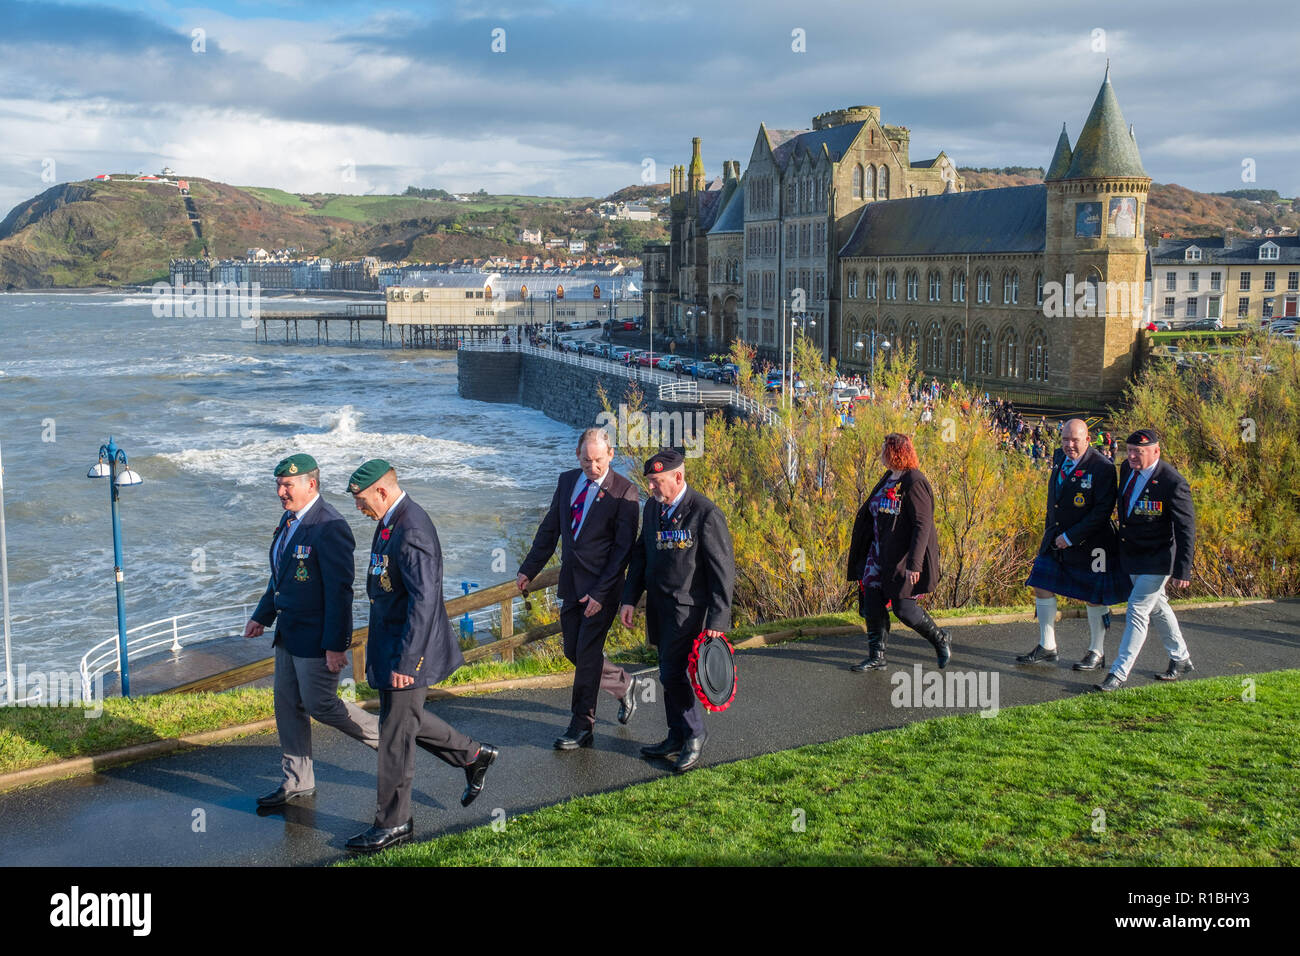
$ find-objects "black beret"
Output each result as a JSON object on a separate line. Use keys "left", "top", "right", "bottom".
{"left": 644, "top": 448, "right": 684, "bottom": 475}
{"left": 1126, "top": 428, "right": 1160, "bottom": 446}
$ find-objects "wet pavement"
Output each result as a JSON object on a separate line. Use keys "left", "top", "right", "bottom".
{"left": 1, "top": 600, "right": 1296, "bottom": 866}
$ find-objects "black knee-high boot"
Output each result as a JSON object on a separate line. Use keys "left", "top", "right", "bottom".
{"left": 851, "top": 592, "right": 890, "bottom": 672}
{"left": 911, "top": 608, "right": 952, "bottom": 669}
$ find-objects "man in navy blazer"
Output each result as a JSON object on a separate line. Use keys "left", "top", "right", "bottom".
{"left": 244, "top": 453, "right": 379, "bottom": 808}
{"left": 344, "top": 459, "right": 498, "bottom": 853}
{"left": 1094, "top": 429, "right": 1197, "bottom": 692}
{"left": 518, "top": 427, "right": 641, "bottom": 750}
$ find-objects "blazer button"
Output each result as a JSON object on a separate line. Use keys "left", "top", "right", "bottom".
{"left": 275, "top": 591, "right": 280, "bottom": 596}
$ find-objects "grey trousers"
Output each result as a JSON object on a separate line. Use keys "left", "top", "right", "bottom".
{"left": 375, "top": 686, "right": 480, "bottom": 828}
{"left": 274, "top": 644, "right": 380, "bottom": 791}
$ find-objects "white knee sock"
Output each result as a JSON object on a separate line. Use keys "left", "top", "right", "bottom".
{"left": 1036, "top": 597, "right": 1057, "bottom": 651}
{"left": 1086, "top": 604, "right": 1108, "bottom": 655}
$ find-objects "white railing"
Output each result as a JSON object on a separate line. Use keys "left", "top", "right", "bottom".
{"left": 79, "top": 597, "right": 513, "bottom": 692}
{"left": 458, "top": 340, "right": 675, "bottom": 387}
{"left": 657, "top": 381, "right": 776, "bottom": 425}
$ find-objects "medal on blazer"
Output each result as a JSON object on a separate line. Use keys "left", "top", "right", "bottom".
{"left": 294, "top": 562, "right": 310, "bottom": 582}
{"left": 1073, "top": 492, "right": 1086, "bottom": 507}
{"left": 293, "top": 545, "right": 311, "bottom": 559}
{"left": 656, "top": 529, "right": 694, "bottom": 550}
{"left": 1080, "top": 474, "right": 1093, "bottom": 489}
{"left": 1134, "top": 499, "right": 1163, "bottom": 516}
{"left": 379, "top": 554, "right": 393, "bottom": 592}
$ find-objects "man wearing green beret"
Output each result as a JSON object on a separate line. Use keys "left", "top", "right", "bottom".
{"left": 244, "top": 453, "right": 379, "bottom": 808}
{"left": 345, "top": 459, "right": 498, "bottom": 853}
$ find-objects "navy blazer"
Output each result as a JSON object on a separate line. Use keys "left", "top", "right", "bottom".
{"left": 1116, "top": 458, "right": 1196, "bottom": 580}
{"left": 518, "top": 468, "right": 640, "bottom": 606}
{"left": 621, "top": 485, "right": 734, "bottom": 645}
{"left": 251, "top": 497, "right": 355, "bottom": 657}
{"left": 1039, "top": 445, "right": 1120, "bottom": 570}
{"left": 364, "top": 495, "right": 465, "bottom": 690}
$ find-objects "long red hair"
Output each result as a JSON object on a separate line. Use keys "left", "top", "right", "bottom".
{"left": 882, "top": 433, "right": 920, "bottom": 471}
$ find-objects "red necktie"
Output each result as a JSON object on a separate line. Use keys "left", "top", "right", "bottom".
{"left": 570, "top": 479, "right": 592, "bottom": 535}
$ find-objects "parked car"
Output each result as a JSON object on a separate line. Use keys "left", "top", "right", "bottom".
{"left": 638, "top": 351, "right": 657, "bottom": 367}
{"left": 610, "top": 346, "right": 632, "bottom": 361}
{"left": 622, "top": 320, "right": 638, "bottom": 331}
{"left": 694, "top": 362, "right": 720, "bottom": 380}
{"left": 715, "top": 363, "right": 739, "bottom": 384}
{"left": 579, "top": 342, "right": 600, "bottom": 356}
{"left": 1183, "top": 317, "right": 1223, "bottom": 331}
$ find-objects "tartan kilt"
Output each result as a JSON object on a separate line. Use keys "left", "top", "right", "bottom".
{"left": 1026, "top": 551, "right": 1132, "bottom": 605}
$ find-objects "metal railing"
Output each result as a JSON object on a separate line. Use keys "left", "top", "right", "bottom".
{"left": 656, "top": 381, "right": 776, "bottom": 424}
{"left": 458, "top": 340, "right": 675, "bottom": 388}
{"left": 79, "top": 594, "right": 512, "bottom": 694}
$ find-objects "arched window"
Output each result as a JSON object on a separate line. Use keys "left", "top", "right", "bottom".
{"left": 972, "top": 324, "right": 993, "bottom": 376}
{"left": 787, "top": 179, "right": 796, "bottom": 208}
{"left": 847, "top": 270, "right": 859, "bottom": 298}
{"left": 928, "top": 270, "right": 941, "bottom": 301}
{"left": 885, "top": 270, "right": 898, "bottom": 300}
{"left": 1035, "top": 271, "right": 1044, "bottom": 307}
{"left": 996, "top": 326, "right": 1019, "bottom": 379}
{"left": 1004, "top": 271, "right": 1019, "bottom": 305}
{"left": 866, "top": 270, "right": 877, "bottom": 300}
{"left": 1026, "top": 328, "right": 1049, "bottom": 383}
{"left": 948, "top": 324, "right": 966, "bottom": 374}
{"left": 864, "top": 165, "right": 875, "bottom": 200}
{"left": 976, "top": 271, "right": 990, "bottom": 303}
{"left": 952, "top": 270, "right": 967, "bottom": 303}
{"left": 925, "top": 321, "right": 943, "bottom": 370}
{"left": 906, "top": 270, "right": 919, "bottom": 301}
{"left": 1083, "top": 272, "right": 1101, "bottom": 315}
{"left": 878, "top": 165, "right": 889, "bottom": 200}
{"left": 902, "top": 319, "right": 920, "bottom": 359}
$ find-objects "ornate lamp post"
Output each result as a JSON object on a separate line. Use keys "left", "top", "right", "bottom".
{"left": 87, "top": 437, "right": 142, "bottom": 697}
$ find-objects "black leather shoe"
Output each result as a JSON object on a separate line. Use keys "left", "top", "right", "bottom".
{"left": 1015, "top": 644, "right": 1059, "bottom": 664}
{"left": 673, "top": 735, "right": 708, "bottom": 774}
{"left": 554, "top": 728, "right": 594, "bottom": 750}
{"left": 1073, "top": 650, "right": 1105, "bottom": 671}
{"left": 618, "top": 678, "right": 639, "bottom": 725}
{"left": 1091, "top": 673, "right": 1124, "bottom": 693}
{"left": 849, "top": 655, "right": 887, "bottom": 672}
{"left": 345, "top": 818, "right": 412, "bottom": 853}
{"left": 640, "top": 736, "right": 684, "bottom": 759}
{"left": 461, "top": 744, "right": 498, "bottom": 807}
{"left": 256, "top": 785, "right": 315, "bottom": 807}
{"left": 1155, "top": 658, "right": 1194, "bottom": 681}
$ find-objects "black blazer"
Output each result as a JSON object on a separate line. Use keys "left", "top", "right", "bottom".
{"left": 518, "top": 468, "right": 640, "bottom": 606}
{"left": 1116, "top": 458, "right": 1196, "bottom": 580}
{"left": 1039, "top": 445, "right": 1120, "bottom": 569}
{"left": 846, "top": 468, "right": 941, "bottom": 600}
{"left": 363, "top": 495, "right": 465, "bottom": 690}
{"left": 621, "top": 486, "right": 734, "bottom": 644}
{"left": 252, "top": 497, "right": 355, "bottom": 657}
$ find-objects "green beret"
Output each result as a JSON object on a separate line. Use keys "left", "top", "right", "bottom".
{"left": 346, "top": 458, "right": 392, "bottom": 494}
{"left": 274, "top": 453, "right": 318, "bottom": 477}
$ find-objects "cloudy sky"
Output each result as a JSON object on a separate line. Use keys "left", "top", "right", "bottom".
{"left": 1, "top": 0, "right": 1296, "bottom": 217}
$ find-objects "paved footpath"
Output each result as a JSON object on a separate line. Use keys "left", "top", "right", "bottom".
{"left": 1, "top": 601, "right": 1296, "bottom": 866}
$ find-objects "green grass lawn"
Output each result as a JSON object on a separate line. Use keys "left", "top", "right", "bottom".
{"left": 345, "top": 671, "right": 1300, "bottom": 867}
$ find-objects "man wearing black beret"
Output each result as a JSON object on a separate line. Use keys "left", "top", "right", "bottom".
{"left": 1094, "top": 429, "right": 1197, "bottom": 692}
{"left": 244, "top": 453, "right": 380, "bottom": 808}
{"left": 344, "top": 459, "right": 498, "bottom": 851}
{"left": 619, "top": 448, "right": 735, "bottom": 773}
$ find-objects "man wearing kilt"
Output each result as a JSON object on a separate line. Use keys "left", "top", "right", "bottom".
{"left": 1017, "top": 419, "right": 1132, "bottom": 670}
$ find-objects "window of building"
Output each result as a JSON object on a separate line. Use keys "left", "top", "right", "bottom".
{"left": 746, "top": 271, "right": 758, "bottom": 306}
{"left": 1240, "top": 271, "right": 1252, "bottom": 291}
{"left": 1188, "top": 271, "right": 1199, "bottom": 292}
{"left": 800, "top": 269, "right": 811, "bottom": 300}
{"left": 1186, "top": 297, "right": 1197, "bottom": 318}
{"left": 925, "top": 322, "right": 942, "bottom": 369}
{"left": 1084, "top": 275, "right": 1100, "bottom": 313}
{"left": 1260, "top": 243, "right": 1279, "bottom": 260}
{"left": 906, "top": 270, "right": 919, "bottom": 301}
{"left": 1264, "top": 271, "right": 1276, "bottom": 292}
{"left": 1035, "top": 272, "right": 1044, "bottom": 306}
{"left": 1210, "top": 271, "right": 1222, "bottom": 291}
{"left": 1289, "top": 271, "right": 1299, "bottom": 292}
{"left": 973, "top": 326, "right": 993, "bottom": 376}
{"left": 787, "top": 224, "right": 797, "bottom": 253}
{"left": 948, "top": 326, "right": 965, "bottom": 373}
{"left": 815, "top": 271, "right": 825, "bottom": 301}
{"left": 886, "top": 270, "right": 897, "bottom": 300}
{"left": 997, "top": 327, "right": 1019, "bottom": 379}
{"left": 929, "top": 271, "right": 941, "bottom": 301}
{"left": 847, "top": 270, "right": 859, "bottom": 298}
{"left": 1026, "top": 330, "right": 1049, "bottom": 383}
{"left": 866, "top": 271, "right": 877, "bottom": 300}
{"left": 1238, "top": 297, "right": 1250, "bottom": 318}
{"left": 1165, "top": 272, "right": 1177, "bottom": 292}
{"left": 865, "top": 166, "right": 875, "bottom": 199}
{"left": 787, "top": 269, "right": 797, "bottom": 295}
{"left": 878, "top": 165, "right": 889, "bottom": 200}
{"left": 1163, "top": 297, "right": 1175, "bottom": 318}
{"left": 1263, "top": 299, "right": 1274, "bottom": 318}
{"left": 1185, "top": 247, "right": 1201, "bottom": 262}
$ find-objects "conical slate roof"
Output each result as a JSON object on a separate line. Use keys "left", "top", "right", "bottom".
{"left": 1065, "top": 66, "right": 1147, "bottom": 180}
{"left": 1045, "top": 124, "right": 1073, "bottom": 181}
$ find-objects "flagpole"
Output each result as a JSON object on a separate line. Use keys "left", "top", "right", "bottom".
{"left": 1, "top": 441, "right": 14, "bottom": 704}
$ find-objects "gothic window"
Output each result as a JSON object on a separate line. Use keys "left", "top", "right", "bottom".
{"left": 878, "top": 165, "right": 889, "bottom": 200}
{"left": 886, "top": 270, "right": 897, "bottom": 300}
{"left": 1035, "top": 271, "right": 1044, "bottom": 306}
{"left": 948, "top": 325, "right": 965, "bottom": 373}
{"left": 952, "top": 270, "right": 967, "bottom": 303}
{"left": 865, "top": 165, "right": 875, "bottom": 200}
{"left": 1026, "top": 328, "right": 1049, "bottom": 382}
{"left": 902, "top": 319, "right": 919, "bottom": 360}
{"left": 906, "top": 270, "right": 919, "bottom": 301}
{"left": 972, "top": 324, "right": 993, "bottom": 376}
{"left": 928, "top": 270, "right": 941, "bottom": 302}
{"left": 997, "top": 326, "right": 1019, "bottom": 379}
{"left": 925, "top": 321, "right": 943, "bottom": 369}
{"left": 866, "top": 270, "right": 878, "bottom": 300}
{"left": 847, "top": 270, "right": 859, "bottom": 298}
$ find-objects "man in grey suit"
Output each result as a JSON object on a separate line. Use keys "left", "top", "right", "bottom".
{"left": 244, "top": 453, "right": 379, "bottom": 807}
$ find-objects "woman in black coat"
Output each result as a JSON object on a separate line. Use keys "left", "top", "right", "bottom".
{"left": 845, "top": 433, "right": 951, "bottom": 671}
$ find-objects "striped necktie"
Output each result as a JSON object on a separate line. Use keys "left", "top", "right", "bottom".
{"left": 1058, "top": 458, "right": 1074, "bottom": 486}
{"left": 570, "top": 479, "right": 592, "bottom": 535}
{"left": 274, "top": 515, "right": 297, "bottom": 574}
{"left": 1121, "top": 472, "right": 1138, "bottom": 517}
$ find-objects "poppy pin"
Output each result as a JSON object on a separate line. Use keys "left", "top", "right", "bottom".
{"left": 380, "top": 527, "right": 391, "bottom": 541}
